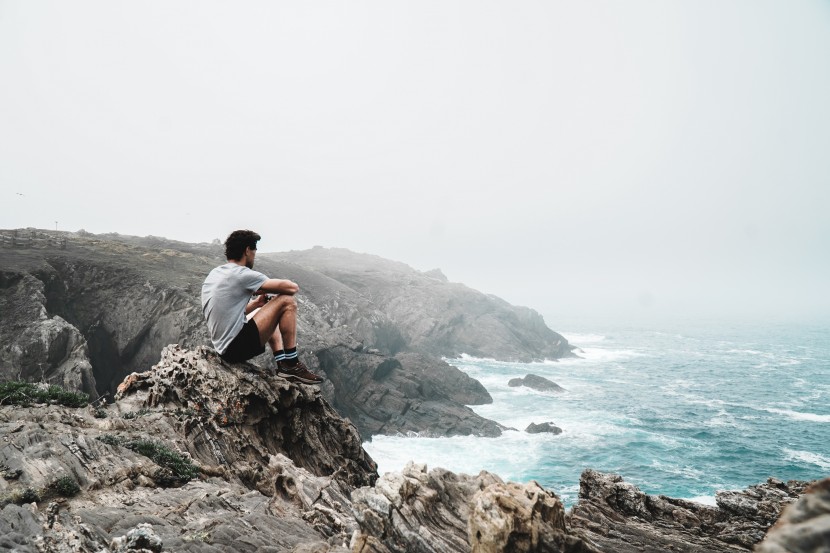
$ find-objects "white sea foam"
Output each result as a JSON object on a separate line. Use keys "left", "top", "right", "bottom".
{"left": 783, "top": 449, "right": 830, "bottom": 471}
{"left": 686, "top": 496, "right": 718, "bottom": 506}
{"left": 762, "top": 408, "right": 830, "bottom": 423}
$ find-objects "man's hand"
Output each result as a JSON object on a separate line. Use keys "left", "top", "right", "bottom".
{"left": 246, "top": 293, "right": 270, "bottom": 314}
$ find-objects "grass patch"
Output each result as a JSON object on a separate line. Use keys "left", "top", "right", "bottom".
{"left": 0, "top": 381, "right": 89, "bottom": 408}
{"left": 122, "top": 408, "right": 151, "bottom": 419}
{"left": 96, "top": 435, "right": 199, "bottom": 484}
{"left": 50, "top": 475, "right": 81, "bottom": 497}
{"left": 125, "top": 439, "right": 199, "bottom": 483}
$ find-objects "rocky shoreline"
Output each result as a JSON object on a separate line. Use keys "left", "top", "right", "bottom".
{"left": 1, "top": 231, "right": 828, "bottom": 551}
{"left": 1, "top": 349, "right": 826, "bottom": 552}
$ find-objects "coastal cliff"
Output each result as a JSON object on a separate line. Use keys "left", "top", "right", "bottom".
{"left": 1, "top": 349, "right": 826, "bottom": 552}
{"left": 0, "top": 229, "right": 571, "bottom": 439}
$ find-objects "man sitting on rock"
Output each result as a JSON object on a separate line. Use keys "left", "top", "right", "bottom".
{"left": 201, "top": 229, "right": 323, "bottom": 384}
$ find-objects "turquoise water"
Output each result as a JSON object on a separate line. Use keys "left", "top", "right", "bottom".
{"left": 363, "top": 320, "right": 830, "bottom": 507}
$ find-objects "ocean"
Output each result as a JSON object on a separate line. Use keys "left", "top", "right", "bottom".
{"left": 363, "top": 319, "right": 830, "bottom": 507}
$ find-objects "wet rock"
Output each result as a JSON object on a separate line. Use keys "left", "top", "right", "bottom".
{"left": 525, "top": 422, "right": 563, "bottom": 434}
{"left": 508, "top": 374, "right": 565, "bottom": 393}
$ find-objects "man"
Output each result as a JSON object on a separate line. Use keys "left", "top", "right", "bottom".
{"left": 201, "top": 229, "right": 323, "bottom": 384}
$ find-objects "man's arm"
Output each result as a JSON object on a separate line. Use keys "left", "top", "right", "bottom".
{"left": 257, "top": 278, "right": 299, "bottom": 295}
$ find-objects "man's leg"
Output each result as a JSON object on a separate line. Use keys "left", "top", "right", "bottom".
{"left": 252, "top": 295, "right": 296, "bottom": 349}
{"left": 251, "top": 295, "right": 322, "bottom": 384}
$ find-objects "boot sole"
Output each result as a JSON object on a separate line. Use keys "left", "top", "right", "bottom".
{"left": 277, "top": 372, "right": 322, "bottom": 385}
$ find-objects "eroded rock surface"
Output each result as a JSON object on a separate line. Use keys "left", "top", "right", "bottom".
{"left": 350, "top": 462, "right": 597, "bottom": 553}
{"left": 0, "top": 346, "right": 375, "bottom": 552}
{"left": 754, "top": 477, "right": 830, "bottom": 553}
{"left": 568, "top": 469, "right": 811, "bottom": 552}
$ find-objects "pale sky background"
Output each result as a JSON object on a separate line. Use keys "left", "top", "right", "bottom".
{"left": 1, "top": 1, "right": 829, "bottom": 326}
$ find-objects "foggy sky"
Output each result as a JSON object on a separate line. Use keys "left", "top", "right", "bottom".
{"left": 2, "top": 1, "right": 829, "bottom": 326}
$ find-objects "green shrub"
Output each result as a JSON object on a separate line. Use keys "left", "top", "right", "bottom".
{"left": 97, "top": 434, "right": 121, "bottom": 447}
{"left": 0, "top": 381, "right": 88, "bottom": 408}
{"left": 124, "top": 439, "right": 199, "bottom": 483}
{"left": 10, "top": 487, "right": 40, "bottom": 504}
{"left": 51, "top": 475, "right": 80, "bottom": 497}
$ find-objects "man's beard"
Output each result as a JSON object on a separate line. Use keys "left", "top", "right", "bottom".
{"left": 246, "top": 259, "right": 254, "bottom": 269}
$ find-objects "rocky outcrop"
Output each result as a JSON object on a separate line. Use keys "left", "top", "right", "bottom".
{"left": 0, "top": 349, "right": 824, "bottom": 552}
{"left": 0, "top": 266, "right": 97, "bottom": 397}
{"left": 525, "top": 422, "right": 563, "bottom": 434}
{"left": 350, "top": 462, "right": 596, "bottom": 553}
{"left": 315, "top": 346, "right": 501, "bottom": 438}
{"left": 755, "top": 477, "right": 830, "bottom": 552}
{"left": 1, "top": 231, "right": 534, "bottom": 438}
{"left": 568, "top": 469, "right": 811, "bottom": 552}
{"left": 0, "top": 346, "right": 374, "bottom": 552}
{"left": 508, "top": 374, "right": 566, "bottom": 393}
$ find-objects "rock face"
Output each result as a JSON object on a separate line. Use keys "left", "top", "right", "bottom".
{"left": 350, "top": 462, "right": 596, "bottom": 553}
{"left": 755, "top": 477, "right": 830, "bottom": 552}
{"left": 568, "top": 469, "right": 811, "bottom": 552}
{"left": 0, "top": 230, "right": 571, "bottom": 438}
{"left": 316, "top": 347, "right": 501, "bottom": 438}
{"left": 508, "top": 374, "right": 566, "bottom": 393}
{"left": 0, "top": 350, "right": 824, "bottom": 552}
{"left": 525, "top": 422, "right": 563, "bottom": 434}
{"left": 0, "top": 346, "right": 374, "bottom": 552}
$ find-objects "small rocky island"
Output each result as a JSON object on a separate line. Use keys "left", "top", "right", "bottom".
{"left": 508, "top": 374, "right": 566, "bottom": 393}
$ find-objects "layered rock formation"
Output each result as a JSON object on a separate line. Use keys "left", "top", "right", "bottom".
{"left": 0, "top": 229, "right": 572, "bottom": 438}
{"left": 567, "top": 470, "right": 811, "bottom": 552}
{"left": 0, "top": 346, "right": 374, "bottom": 552}
{"left": 0, "top": 348, "right": 824, "bottom": 552}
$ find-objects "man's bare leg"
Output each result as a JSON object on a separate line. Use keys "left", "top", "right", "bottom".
{"left": 268, "top": 327, "right": 283, "bottom": 353}
{"left": 252, "top": 295, "right": 296, "bottom": 349}
{"left": 251, "top": 295, "right": 322, "bottom": 383}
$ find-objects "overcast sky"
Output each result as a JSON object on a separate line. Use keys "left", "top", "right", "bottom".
{"left": 1, "top": 1, "right": 828, "bottom": 326}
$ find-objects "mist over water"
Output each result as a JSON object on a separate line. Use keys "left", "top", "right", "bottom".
{"left": 364, "top": 320, "right": 830, "bottom": 507}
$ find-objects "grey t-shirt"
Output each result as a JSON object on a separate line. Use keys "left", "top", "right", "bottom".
{"left": 201, "top": 263, "right": 268, "bottom": 354}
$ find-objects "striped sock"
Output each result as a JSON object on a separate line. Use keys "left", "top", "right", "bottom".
{"left": 273, "top": 349, "right": 286, "bottom": 362}
{"left": 283, "top": 347, "right": 298, "bottom": 366}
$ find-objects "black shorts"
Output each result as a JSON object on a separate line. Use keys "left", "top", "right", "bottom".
{"left": 221, "top": 319, "right": 265, "bottom": 363}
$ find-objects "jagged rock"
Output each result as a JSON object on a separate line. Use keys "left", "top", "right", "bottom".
{"left": 114, "top": 345, "right": 377, "bottom": 488}
{"left": 351, "top": 463, "right": 597, "bottom": 553}
{"left": 351, "top": 462, "right": 504, "bottom": 553}
{"left": 111, "top": 523, "right": 163, "bottom": 552}
{"left": 568, "top": 469, "right": 811, "bottom": 552}
{"left": 525, "top": 422, "right": 562, "bottom": 435}
{"left": 469, "top": 481, "right": 598, "bottom": 553}
{"left": 0, "top": 346, "right": 374, "bottom": 551}
{"left": 508, "top": 374, "right": 565, "bottom": 393}
{"left": 755, "top": 477, "right": 830, "bottom": 552}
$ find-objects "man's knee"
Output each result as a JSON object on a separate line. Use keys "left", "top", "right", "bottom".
{"left": 275, "top": 294, "right": 297, "bottom": 312}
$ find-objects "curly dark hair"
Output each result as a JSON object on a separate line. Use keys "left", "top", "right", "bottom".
{"left": 224, "top": 230, "right": 261, "bottom": 260}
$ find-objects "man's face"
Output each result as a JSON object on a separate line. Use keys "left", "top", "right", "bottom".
{"left": 245, "top": 246, "right": 256, "bottom": 269}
